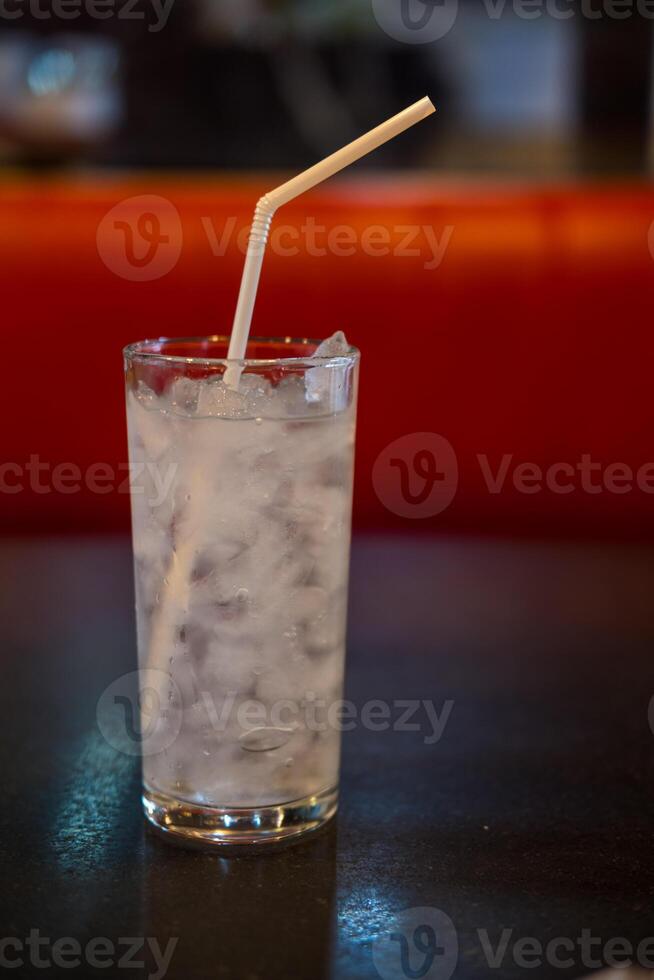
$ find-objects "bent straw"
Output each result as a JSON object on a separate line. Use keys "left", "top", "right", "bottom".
{"left": 225, "top": 96, "right": 435, "bottom": 385}
{"left": 146, "top": 98, "right": 436, "bottom": 699}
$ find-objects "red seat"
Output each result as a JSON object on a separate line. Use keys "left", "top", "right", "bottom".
{"left": 2, "top": 176, "right": 653, "bottom": 538}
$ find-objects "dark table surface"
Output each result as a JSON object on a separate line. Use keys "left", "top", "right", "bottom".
{"left": 2, "top": 533, "right": 654, "bottom": 980}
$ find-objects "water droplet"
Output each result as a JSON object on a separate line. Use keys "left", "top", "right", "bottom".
{"left": 284, "top": 757, "right": 293, "bottom": 767}
{"left": 235, "top": 587, "right": 249, "bottom": 601}
{"left": 255, "top": 417, "right": 263, "bottom": 426}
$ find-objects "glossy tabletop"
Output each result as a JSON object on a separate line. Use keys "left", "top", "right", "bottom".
{"left": 1, "top": 534, "right": 653, "bottom": 980}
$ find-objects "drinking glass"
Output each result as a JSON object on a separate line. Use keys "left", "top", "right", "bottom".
{"left": 124, "top": 337, "right": 359, "bottom": 846}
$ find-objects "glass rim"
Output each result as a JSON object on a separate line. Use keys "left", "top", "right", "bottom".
{"left": 123, "top": 335, "right": 360, "bottom": 367}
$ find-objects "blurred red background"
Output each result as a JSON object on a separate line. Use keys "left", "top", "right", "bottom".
{"left": 2, "top": 175, "right": 653, "bottom": 539}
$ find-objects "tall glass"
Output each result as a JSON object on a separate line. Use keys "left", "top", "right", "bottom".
{"left": 124, "top": 337, "right": 359, "bottom": 847}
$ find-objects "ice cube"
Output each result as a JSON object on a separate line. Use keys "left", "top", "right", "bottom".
{"left": 239, "top": 373, "right": 271, "bottom": 395}
{"left": 168, "top": 376, "right": 199, "bottom": 417}
{"left": 196, "top": 379, "right": 248, "bottom": 418}
{"left": 205, "top": 639, "right": 262, "bottom": 693}
{"left": 305, "top": 331, "right": 350, "bottom": 407}
{"left": 239, "top": 373, "right": 273, "bottom": 416}
{"left": 288, "top": 586, "right": 329, "bottom": 623}
{"left": 134, "top": 380, "right": 158, "bottom": 410}
{"left": 305, "top": 615, "right": 343, "bottom": 654}
{"left": 128, "top": 392, "right": 172, "bottom": 460}
{"left": 256, "top": 667, "right": 308, "bottom": 706}
{"left": 312, "top": 331, "right": 350, "bottom": 359}
{"left": 272, "top": 376, "right": 309, "bottom": 417}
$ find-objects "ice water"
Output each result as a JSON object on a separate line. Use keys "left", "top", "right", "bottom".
{"left": 126, "top": 340, "right": 357, "bottom": 811}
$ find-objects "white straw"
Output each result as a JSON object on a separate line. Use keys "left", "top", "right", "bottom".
{"left": 225, "top": 96, "right": 435, "bottom": 385}
{"left": 144, "top": 98, "right": 436, "bottom": 696}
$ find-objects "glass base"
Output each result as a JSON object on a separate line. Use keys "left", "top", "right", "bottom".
{"left": 142, "top": 786, "right": 338, "bottom": 849}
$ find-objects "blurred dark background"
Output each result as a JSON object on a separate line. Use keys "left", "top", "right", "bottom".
{"left": 1, "top": 1, "right": 654, "bottom": 539}
{"left": 0, "top": 0, "right": 652, "bottom": 175}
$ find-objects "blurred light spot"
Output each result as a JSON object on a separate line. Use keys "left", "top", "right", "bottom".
{"left": 338, "top": 887, "right": 397, "bottom": 944}
{"left": 50, "top": 729, "right": 136, "bottom": 872}
{"left": 27, "top": 49, "right": 75, "bottom": 97}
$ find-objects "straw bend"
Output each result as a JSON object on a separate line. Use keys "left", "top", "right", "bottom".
{"left": 226, "top": 96, "right": 436, "bottom": 379}
{"left": 250, "top": 195, "right": 276, "bottom": 249}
